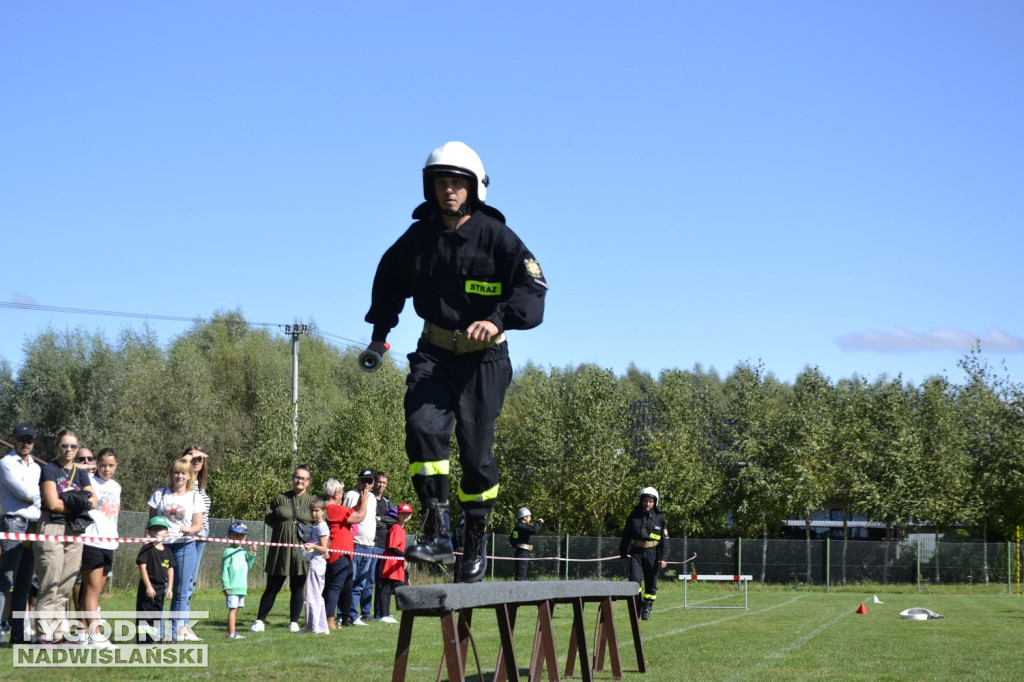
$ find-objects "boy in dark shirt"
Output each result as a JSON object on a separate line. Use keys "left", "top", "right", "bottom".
{"left": 136, "top": 516, "right": 176, "bottom": 643}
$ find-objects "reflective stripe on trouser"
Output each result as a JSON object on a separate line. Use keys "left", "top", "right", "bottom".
{"left": 404, "top": 341, "right": 512, "bottom": 511}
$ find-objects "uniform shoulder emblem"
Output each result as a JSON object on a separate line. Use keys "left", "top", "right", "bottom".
{"left": 524, "top": 258, "right": 543, "bottom": 278}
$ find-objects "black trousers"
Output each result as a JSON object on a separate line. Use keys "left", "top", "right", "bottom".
{"left": 405, "top": 342, "right": 512, "bottom": 517}
{"left": 513, "top": 547, "right": 532, "bottom": 581}
{"left": 378, "top": 578, "right": 402, "bottom": 619}
{"left": 256, "top": 573, "right": 306, "bottom": 623}
{"left": 136, "top": 585, "right": 166, "bottom": 643}
{"left": 628, "top": 548, "right": 660, "bottom": 601}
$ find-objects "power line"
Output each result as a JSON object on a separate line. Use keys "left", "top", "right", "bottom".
{"left": 2, "top": 300, "right": 408, "bottom": 366}
{"left": 0, "top": 301, "right": 281, "bottom": 328}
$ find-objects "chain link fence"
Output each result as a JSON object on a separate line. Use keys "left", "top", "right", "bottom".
{"left": 106, "top": 513, "right": 1019, "bottom": 592}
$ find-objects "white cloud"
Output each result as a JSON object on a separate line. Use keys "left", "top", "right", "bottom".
{"left": 836, "top": 326, "right": 1024, "bottom": 353}
{"left": 11, "top": 292, "right": 39, "bottom": 307}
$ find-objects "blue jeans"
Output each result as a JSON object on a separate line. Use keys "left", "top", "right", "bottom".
{"left": 169, "top": 541, "right": 197, "bottom": 640}
{"left": 350, "top": 547, "right": 375, "bottom": 621}
{"left": 0, "top": 515, "right": 36, "bottom": 643}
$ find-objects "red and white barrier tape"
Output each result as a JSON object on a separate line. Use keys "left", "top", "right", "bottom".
{"left": 0, "top": 531, "right": 393, "bottom": 561}
{"left": 0, "top": 532, "right": 695, "bottom": 567}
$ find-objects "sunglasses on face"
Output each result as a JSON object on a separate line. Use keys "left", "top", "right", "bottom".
{"left": 16, "top": 436, "right": 34, "bottom": 444}
{"left": 76, "top": 456, "right": 94, "bottom": 463}
{"left": 190, "top": 456, "right": 207, "bottom": 462}
{"left": 59, "top": 443, "right": 79, "bottom": 450}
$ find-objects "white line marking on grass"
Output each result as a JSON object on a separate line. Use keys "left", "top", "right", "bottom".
{"left": 657, "top": 593, "right": 749, "bottom": 613}
{"left": 643, "top": 595, "right": 805, "bottom": 640}
{"left": 727, "top": 609, "right": 850, "bottom": 681}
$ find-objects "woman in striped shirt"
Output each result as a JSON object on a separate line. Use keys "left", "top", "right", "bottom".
{"left": 182, "top": 446, "right": 212, "bottom": 599}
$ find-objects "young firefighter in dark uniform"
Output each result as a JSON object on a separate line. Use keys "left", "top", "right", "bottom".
{"left": 619, "top": 487, "right": 669, "bottom": 620}
{"left": 363, "top": 141, "right": 548, "bottom": 583}
{"left": 510, "top": 507, "right": 543, "bottom": 581}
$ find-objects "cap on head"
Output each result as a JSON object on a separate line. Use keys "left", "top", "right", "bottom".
{"left": 517, "top": 507, "right": 531, "bottom": 520}
{"left": 639, "top": 487, "right": 659, "bottom": 507}
{"left": 398, "top": 503, "right": 414, "bottom": 514}
{"left": 229, "top": 521, "right": 249, "bottom": 535}
{"left": 13, "top": 422, "right": 35, "bottom": 439}
{"left": 422, "top": 141, "right": 489, "bottom": 206}
{"left": 147, "top": 516, "right": 170, "bottom": 531}
{"left": 358, "top": 468, "right": 374, "bottom": 482}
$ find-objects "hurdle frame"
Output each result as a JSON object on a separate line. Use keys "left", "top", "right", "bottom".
{"left": 679, "top": 574, "right": 752, "bottom": 610}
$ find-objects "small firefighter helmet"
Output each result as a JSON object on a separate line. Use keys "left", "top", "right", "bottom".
{"left": 422, "top": 141, "right": 489, "bottom": 206}
{"left": 639, "top": 487, "right": 659, "bottom": 507}
{"left": 517, "top": 507, "right": 531, "bottom": 519}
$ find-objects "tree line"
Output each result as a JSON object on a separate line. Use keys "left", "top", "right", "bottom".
{"left": 2, "top": 310, "right": 1022, "bottom": 542}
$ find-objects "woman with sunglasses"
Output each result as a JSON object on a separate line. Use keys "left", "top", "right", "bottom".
{"left": 33, "top": 428, "right": 97, "bottom": 644}
{"left": 181, "top": 446, "right": 211, "bottom": 601}
{"left": 78, "top": 448, "right": 120, "bottom": 647}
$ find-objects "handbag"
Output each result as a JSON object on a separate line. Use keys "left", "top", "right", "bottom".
{"left": 290, "top": 496, "right": 313, "bottom": 543}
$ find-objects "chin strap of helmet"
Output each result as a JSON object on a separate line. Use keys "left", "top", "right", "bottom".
{"left": 439, "top": 198, "right": 475, "bottom": 218}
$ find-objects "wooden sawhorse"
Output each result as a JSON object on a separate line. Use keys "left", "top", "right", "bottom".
{"left": 392, "top": 580, "right": 646, "bottom": 681}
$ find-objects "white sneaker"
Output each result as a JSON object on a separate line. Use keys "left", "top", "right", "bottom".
{"left": 288, "top": 622, "right": 301, "bottom": 633}
{"left": 352, "top": 617, "right": 367, "bottom": 626}
{"left": 379, "top": 616, "right": 398, "bottom": 624}
{"left": 89, "top": 636, "right": 117, "bottom": 650}
{"left": 249, "top": 620, "right": 265, "bottom": 633}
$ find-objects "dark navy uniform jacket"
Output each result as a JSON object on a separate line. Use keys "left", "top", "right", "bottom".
{"left": 366, "top": 203, "right": 548, "bottom": 343}
{"left": 619, "top": 505, "right": 670, "bottom": 565}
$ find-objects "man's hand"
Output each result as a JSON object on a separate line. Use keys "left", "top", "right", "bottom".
{"left": 466, "top": 320, "right": 499, "bottom": 342}
{"left": 659, "top": 560, "right": 667, "bottom": 569}
{"left": 146, "top": 586, "right": 156, "bottom": 599}
{"left": 368, "top": 340, "right": 390, "bottom": 355}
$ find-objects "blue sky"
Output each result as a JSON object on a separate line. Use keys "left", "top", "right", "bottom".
{"left": 2, "top": 2, "right": 1022, "bottom": 387}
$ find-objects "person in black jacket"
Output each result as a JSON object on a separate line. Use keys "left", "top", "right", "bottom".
{"left": 510, "top": 507, "right": 543, "bottom": 581}
{"left": 619, "top": 487, "right": 669, "bottom": 621}
{"left": 363, "top": 141, "right": 548, "bottom": 583}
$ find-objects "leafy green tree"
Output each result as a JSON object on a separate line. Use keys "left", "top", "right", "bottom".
{"left": 787, "top": 367, "right": 836, "bottom": 582}
{"left": 958, "top": 348, "right": 1024, "bottom": 548}
{"left": 645, "top": 368, "right": 727, "bottom": 537}
{"left": 494, "top": 363, "right": 563, "bottom": 534}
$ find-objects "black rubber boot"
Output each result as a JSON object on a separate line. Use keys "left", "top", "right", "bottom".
{"left": 406, "top": 500, "right": 454, "bottom": 564}
{"left": 641, "top": 599, "right": 653, "bottom": 621}
{"left": 456, "top": 515, "right": 489, "bottom": 583}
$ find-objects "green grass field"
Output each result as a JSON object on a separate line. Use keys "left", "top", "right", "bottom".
{"left": 2, "top": 582, "right": 1022, "bottom": 681}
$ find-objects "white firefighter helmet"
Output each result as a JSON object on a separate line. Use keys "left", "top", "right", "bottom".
{"left": 517, "top": 507, "right": 531, "bottom": 519}
{"left": 639, "top": 487, "right": 659, "bottom": 507}
{"left": 422, "top": 141, "right": 489, "bottom": 205}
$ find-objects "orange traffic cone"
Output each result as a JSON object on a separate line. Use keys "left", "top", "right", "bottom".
{"left": 855, "top": 602, "right": 868, "bottom": 615}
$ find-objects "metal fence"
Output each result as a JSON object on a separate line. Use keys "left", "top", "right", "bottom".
{"left": 107, "top": 512, "right": 1019, "bottom": 592}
